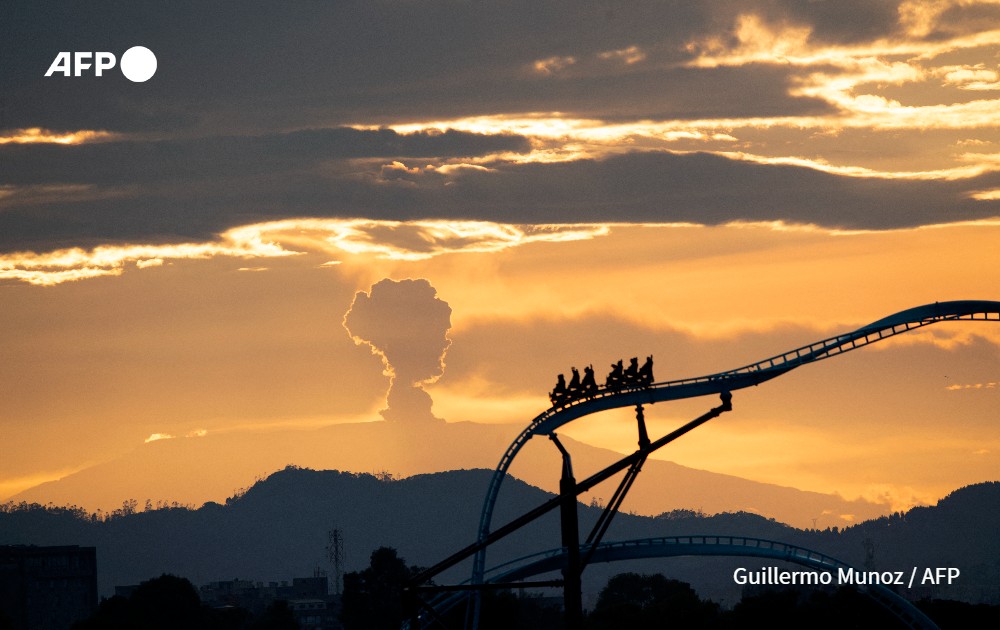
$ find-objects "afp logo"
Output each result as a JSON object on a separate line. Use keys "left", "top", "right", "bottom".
{"left": 45, "top": 46, "right": 157, "bottom": 82}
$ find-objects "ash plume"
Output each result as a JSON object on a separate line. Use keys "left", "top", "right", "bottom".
{"left": 343, "top": 278, "right": 452, "bottom": 423}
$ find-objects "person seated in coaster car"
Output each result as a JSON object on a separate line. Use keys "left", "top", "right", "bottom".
{"left": 638, "top": 355, "right": 654, "bottom": 387}
{"left": 580, "top": 364, "right": 598, "bottom": 397}
{"left": 567, "top": 367, "right": 582, "bottom": 397}
{"left": 549, "top": 373, "right": 568, "bottom": 406}
{"left": 605, "top": 360, "right": 624, "bottom": 390}
{"left": 623, "top": 357, "right": 639, "bottom": 385}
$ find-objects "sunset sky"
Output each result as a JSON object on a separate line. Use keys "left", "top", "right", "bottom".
{"left": 1, "top": 1, "right": 998, "bottom": 517}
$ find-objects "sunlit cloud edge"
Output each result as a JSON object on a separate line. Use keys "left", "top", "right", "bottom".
{"left": 3, "top": 217, "right": 999, "bottom": 287}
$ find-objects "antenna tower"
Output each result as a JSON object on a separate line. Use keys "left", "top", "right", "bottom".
{"left": 327, "top": 528, "right": 344, "bottom": 596}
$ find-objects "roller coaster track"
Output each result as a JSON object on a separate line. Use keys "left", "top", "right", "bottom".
{"left": 472, "top": 300, "right": 1000, "bottom": 587}
{"left": 418, "top": 535, "right": 940, "bottom": 629}
{"left": 479, "top": 536, "right": 941, "bottom": 630}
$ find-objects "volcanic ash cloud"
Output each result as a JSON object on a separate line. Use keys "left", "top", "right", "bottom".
{"left": 343, "top": 278, "right": 452, "bottom": 423}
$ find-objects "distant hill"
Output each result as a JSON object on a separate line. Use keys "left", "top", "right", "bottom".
{"left": 10, "top": 420, "right": 889, "bottom": 529}
{"left": 832, "top": 481, "right": 1000, "bottom": 603}
{"left": 2, "top": 468, "right": 997, "bottom": 607}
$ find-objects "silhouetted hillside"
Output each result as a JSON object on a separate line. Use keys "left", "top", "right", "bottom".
{"left": 834, "top": 481, "right": 1000, "bottom": 604}
{"left": 10, "top": 420, "right": 890, "bottom": 529}
{"left": 2, "top": 469, "right": 997, "bottom": 607}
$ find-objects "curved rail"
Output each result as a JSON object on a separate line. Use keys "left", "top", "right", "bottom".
{"left": 488, "top": 536, "right": 940, "bottom": 630}
{"left": 422, "top": 536, "right": 940, "bottom": 629}
{"left": 473, "top": 301, "right": 1000, "bottom": 585}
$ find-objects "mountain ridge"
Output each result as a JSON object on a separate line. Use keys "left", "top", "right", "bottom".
{"left": 10, "top": 419, "right": 889, "bottom": 529}
{"left": 2, "top": 467, "right": 997, "bottom": 606}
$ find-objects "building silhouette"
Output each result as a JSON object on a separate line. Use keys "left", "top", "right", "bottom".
{"left": 197, "top": 573, "right": 340, "bottom": 629}
{"left": 0, "top": 545, "right": 97, "bottom": 630}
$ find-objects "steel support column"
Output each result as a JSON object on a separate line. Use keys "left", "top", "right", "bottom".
{"left": 550, "top": 434, "right": 583, "bottom": 629}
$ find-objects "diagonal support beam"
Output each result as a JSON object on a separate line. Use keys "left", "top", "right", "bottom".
{"left": 581, "top": 404, "right": 651, "bottom": 569}
{"left": 408, "top": 392, "right": 733, "bottom": 589}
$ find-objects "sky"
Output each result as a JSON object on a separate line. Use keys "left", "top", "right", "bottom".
{"left": 1, "top": 1, "right": 998, "bottom": 516}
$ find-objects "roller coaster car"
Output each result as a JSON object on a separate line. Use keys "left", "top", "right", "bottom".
{"left": 605, "top": 355, "right": 654, "bottom": 391}
{"left": 550, "top": 365, "right": 600, "bottom": 407}
{"left": 551, "top": 356, "right": 655, "bottom": 408}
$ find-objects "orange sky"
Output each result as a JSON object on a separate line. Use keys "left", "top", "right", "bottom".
{"left": 2, "top": 1, "right": 1000, "bottom": 520}
{"left": 1, "top": 221, "right": 997, "bottom": 513}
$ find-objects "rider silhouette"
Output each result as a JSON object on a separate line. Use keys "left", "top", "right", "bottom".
{"left": 606, "top": 360, "right": 624, "bottom": 389}
{"left": 623, "top": 357, "right": 639, "bottom": 383}
{"left": 550, "top": 373, "right": 567, "bottom": 405}
{"left": 581, "top": 364, "right": 597, "bottom": 395}
{"left": 568, "top": 367, "right": 581, "bottom": 393}
{"left": 638, "top": 355, "right": 654, "bottom": 386}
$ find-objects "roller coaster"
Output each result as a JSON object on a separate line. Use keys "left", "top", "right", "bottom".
{"left": 483, "top": 536, "right": 939, "bottom": 630}
{"left": 407, "top": 300, "right": 999, "bottom": 629}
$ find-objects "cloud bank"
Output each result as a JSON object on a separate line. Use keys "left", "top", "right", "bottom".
{"left": 3, "top": 1, "right": 1000, "bottom": 253}
{"left": 3, "top": 149, "right": 998, "bottom": 255}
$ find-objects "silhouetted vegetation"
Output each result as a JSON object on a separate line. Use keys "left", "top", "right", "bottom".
{"left": 430, "top": 589, "right": 564, "bottom": 630}
{"left": 916, "top": 597, "right": 1000, "bottom": 629}
{"left": 580, "top": 571, "right": 1000, "bottom": 629}
{"left": 0, "top": 497, "right": 195, "bottom": 523}
{"left": 587, "top": 573, "right": 719, "bottom": 629}
{"left": 721, "top": 586, "right": 899, "bottom": 629}
{"left": 478, "top": 590, "right": 563, "bottom": 630}
{"left": 74, "top": 574, "right": 214, "bottom": 630}
{"left": 341, "top": 547, "right": 421, "bottom": 630}
{"left": 4, "top": 472, "right": 999, "bottom": 615}
{"left": 72, "top": 574, "right": 298, "bottom": 630}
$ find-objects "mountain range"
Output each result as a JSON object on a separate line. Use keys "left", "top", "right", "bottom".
{"left": 3, "top": 467, "right": 998, "bottom": 608}
{"left": 11, "top": 419, "right": 889, "bottom": 530}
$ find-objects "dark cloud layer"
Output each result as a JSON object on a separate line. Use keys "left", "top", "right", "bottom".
{"left": 2, "top": 0, "right": 921, "bottom": 133}
{"left": 4, "top": 1, "right": 1000, "bottom": 252}
{"left": 2, "top": 150, "right": 998, "bottom": 252}
{"left": 1, "top": 127, "right": 529, "bottom": 187}
{"left": 0, "top": 127, "right": 528, "bottom": 250}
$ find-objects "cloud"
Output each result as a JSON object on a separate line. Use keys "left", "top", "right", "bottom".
{"left": 0, "top": 129, "right": 119, "bottom": 145}
{"left": 0, "top": 1, "right": 836, "bottom": 133}
{"left": 4, "top": 1, "right": 997, "bottom": 139}
{"left": 407, "top": 151, "right": 1000, "bottom": 228}
{"left": 296, "top": 219, "right": 606, "bottom": 261}
{"left": 0, "top": 219, "right": 608, "bottom": 285}
{"left": 144, "top": 429, "right": 207, "bottom": 443}
{"left": 598, "top": 46, "right": 647, "bottom": 65}
{"left": 945, "top": 381, "right": 998, "bottom": 390}
{"left": 4, "top": 148, "right": 999, "bottom": 255}
{"left": 0, "top": 227, "right": 295, "bottom": 286}
{"left": 4, "top": 2, "right": 1000, "bottom": 255}
{"left": 0, "top": 127, "right": 529, "bottom": 252}
{"left": 531, "top": 55, "right": 577, "bottom": 76}
{"left": 343, "top": 278, "right": 452, "bottom": 423}
{"left": 0, "top": 127, "right": 528, "bottom": 189}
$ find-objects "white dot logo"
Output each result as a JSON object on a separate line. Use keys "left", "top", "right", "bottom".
{"left": 120, "top": 46, "right": 157, "bottom": 82}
